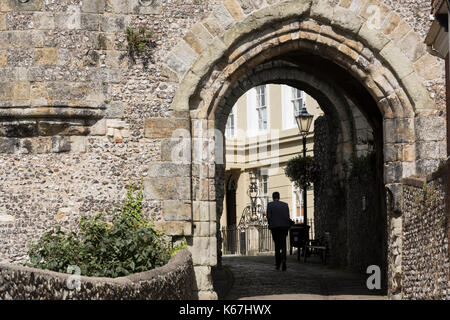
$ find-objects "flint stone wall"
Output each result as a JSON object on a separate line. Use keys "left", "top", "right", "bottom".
{"left": 0, "top": 249, "right": 197, "bottom": 300}
{"left": 402, "top": 169, "right": 450, "bottom": 300}
{"left": 313, "top": 115, "right": 342, "bottom": 263}
{"left": 0, "top": 0, "right": 222, "bottom": 266}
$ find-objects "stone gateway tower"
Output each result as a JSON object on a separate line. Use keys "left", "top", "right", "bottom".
{"left": 0, "top": 0, "right": 447, "bottom": 299}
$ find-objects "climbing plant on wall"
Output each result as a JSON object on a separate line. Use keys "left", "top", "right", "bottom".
{"left": 349, "top": 151, "right": 377, "bottom": 183}
{"left": 118, "top": 24, "right": 156, "bottom": 67}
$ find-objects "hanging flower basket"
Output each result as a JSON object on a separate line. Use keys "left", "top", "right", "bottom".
{"left": 284, "top": 155, "right": 319, "bottom": 189}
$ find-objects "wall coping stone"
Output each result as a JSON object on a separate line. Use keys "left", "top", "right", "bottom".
{"left": 402, "top": 160, "right": 448, "bottom": 187}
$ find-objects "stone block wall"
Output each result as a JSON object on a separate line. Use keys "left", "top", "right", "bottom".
{"left": 401, "top": 169, "right": 450, "bottom": 299}
{"left": 0, "top": 249, "right": 197, "bottom": 300}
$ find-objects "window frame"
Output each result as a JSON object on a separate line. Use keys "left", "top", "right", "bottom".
{"left": 225, "top": 105, "right": 237, "bottom": 138}
{"left": 255, "top": 85, "right": 268, "bottom": 133}
{"left": 258, "top": 172, "right": 269, "bottom": 211}
{"left": 291, "top": 88, "right": 305, "bottom": 126}
{"left": 282, "top": 85, "right": 307, "bottom": 131}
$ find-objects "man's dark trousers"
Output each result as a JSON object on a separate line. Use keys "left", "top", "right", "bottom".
{"left": 271, "top": 227, "right": 289, "bottom": 267}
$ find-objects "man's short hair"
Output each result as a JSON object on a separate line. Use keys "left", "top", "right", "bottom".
{"left": 272, "top": 192, "right": 280, "bottom": 200}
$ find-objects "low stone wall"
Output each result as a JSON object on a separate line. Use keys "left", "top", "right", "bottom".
{"left": 0, "top": 250, "right": 196, "bottom": 300}
{"left": 402, "top": 168, "right": 450, "bottom": 300}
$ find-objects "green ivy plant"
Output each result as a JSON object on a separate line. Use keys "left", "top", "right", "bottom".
{"left": 27, "top": 181, "right": 179, "bottom": 278}
{"left": 412, "top": 181, "right": 438, "bottom": 207}
{"left": 118, "top": 25, "right": 156, "bottom": 67}
{"left": 170, "top": 238, "right": 188, "bottom": 257}
{"left": 349, "top": 151, "right": 376, "bottom": 182}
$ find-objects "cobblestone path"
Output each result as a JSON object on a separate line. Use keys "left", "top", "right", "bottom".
{"left": 221, "top": 255, "right": 386, "bottom": 300}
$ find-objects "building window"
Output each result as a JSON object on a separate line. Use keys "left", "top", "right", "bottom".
{"left": 256, "top": 85, "right": 268, "bottom": 131}
{"left": 259, "top": 173, "right": 269, "bottom": 210}
{"left": 281, "top": 85, "right": 307, "bottom": 130}
{"left": 292, "top": 183, "right": 304, "bottom": 223}
{"left": 262, "top": 174, "right": 268, "bottom": 196}
{"left": 291, "top": 88, "right": 305, "bottom": 126}
{"left": 226, "top": 105, "right": 236, "bottom": 138}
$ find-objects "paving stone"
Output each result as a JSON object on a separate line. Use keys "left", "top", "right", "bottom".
{"left": 221, "top": 255, "right": 385, "bottom": 300}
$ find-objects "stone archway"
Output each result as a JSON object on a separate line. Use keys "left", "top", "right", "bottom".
{"left": 145, "top": 0, "right": 445, "bottom": 300}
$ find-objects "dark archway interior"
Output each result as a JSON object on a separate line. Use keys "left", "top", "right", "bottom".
{"left": 216, "top": 50, "right": 387, "bottom": 293}
{"left": 273, "top": 53, "right": 387, "bottom": 285}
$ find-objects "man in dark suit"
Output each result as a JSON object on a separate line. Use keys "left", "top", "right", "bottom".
{"left": 267, "top": 192, "right": 292, "bottom": 271}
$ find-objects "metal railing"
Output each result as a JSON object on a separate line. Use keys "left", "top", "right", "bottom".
{"left": 221, "top": 218, "right": 315, "bottom": 256}
{"left": 258, "top": 225, "right": 274, "bottom": 252}
{"left": 221, "top": 225, "right": 239, "bottom": 255}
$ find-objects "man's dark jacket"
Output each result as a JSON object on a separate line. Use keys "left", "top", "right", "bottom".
{"left": 267, "top": 200, "right": 292, "bottom": 230}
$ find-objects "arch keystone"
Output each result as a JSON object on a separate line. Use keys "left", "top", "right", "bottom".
{"left": 222, "top": 0, "right": 312, "bottom": 47}
{"left": 332, "top": 6, "right": 363, "bottom": 34}
{"left": 311, "top": 0, "right": 334, "bottom": 22}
